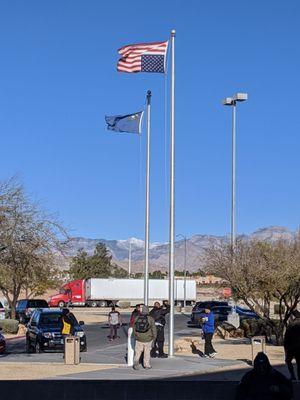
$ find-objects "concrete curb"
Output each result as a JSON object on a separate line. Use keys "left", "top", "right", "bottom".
{"left": 5, "top": 335, "right": 26, "bottom": 342}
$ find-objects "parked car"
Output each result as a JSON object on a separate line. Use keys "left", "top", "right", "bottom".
{"left": 0, "top": 301, "right": 5, "bottom": 320}
{"left": 188, "top": 303, "right": 258, "bottom": 327}
{"left": 188, "top": 301, "right": 228, "bottom": 327}
{"left": 211, "top": 305, "right": 258, "bottom": 323}
{"left": 26, "top": 308, "right": 87, "bottom": 353}
{"left": 192, "top": 301, "right": 229, "bottom": 313}
{"left": 0, "top": 328, "right": 6, "bottom": 354}
{"left": 16, "top": 299, "right": 49, "bottom": 324}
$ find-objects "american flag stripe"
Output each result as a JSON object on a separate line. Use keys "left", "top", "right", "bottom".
{"left": 117, "top": 40, "right": 168, "bottom": 73}
{"left": 118, "top": 61, "right": 141, "bottom": 66}
{"left": 126, "top": 50, "right": 166, "bottom": 58}
{"left": 118, "top": 62, "right": 141, "bottom": 69}
{"left": 118, "top": 41, "right": 168, "bottom": 55}
{"left": 121, "top": 46, "right": 167, "bottom": 56}
{"left": 118, "top": 66, "right": 141, "bottom": 73}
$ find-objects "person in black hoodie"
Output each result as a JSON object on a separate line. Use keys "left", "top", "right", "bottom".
{"left": 61, "top": 308, "right": 78, "bottom": 356}
{"left": 284, "top": 310, "right": 300, "bottom": 380}
{"left": 61, "top": 308, "right": 77, "bottom": 336}
{"left": 149, "top": 300, "right": 170, "bottom": 358}
{"left": 236, "top": 352, "right": 293, "bottom": 400}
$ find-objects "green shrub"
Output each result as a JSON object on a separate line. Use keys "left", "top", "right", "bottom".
{"left": 240, "top": 318, "right": 274, "bottom": 339}
{"left": 0, "top": 319, "right": 19, "bottom": 334}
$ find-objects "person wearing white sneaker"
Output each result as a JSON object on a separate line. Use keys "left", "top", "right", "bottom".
{"left": 200, "top": 307, "right": 217, "bottom": 358}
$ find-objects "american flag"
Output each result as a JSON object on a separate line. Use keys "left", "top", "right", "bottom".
{"left": 117, "top": 41, "right": 168, "bottom": 73}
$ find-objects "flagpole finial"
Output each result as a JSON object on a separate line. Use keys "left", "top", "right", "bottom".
{"left": 171, "top": 29, "right": 176, "bottom": 36}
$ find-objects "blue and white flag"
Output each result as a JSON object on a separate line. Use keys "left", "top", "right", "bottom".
{"left": 105, "top": 111, "right": 144, "bottom": 134}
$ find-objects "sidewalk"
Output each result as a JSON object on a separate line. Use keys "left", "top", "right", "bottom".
{"left": 51, "top": 354, "right": 243, "bottom": 380}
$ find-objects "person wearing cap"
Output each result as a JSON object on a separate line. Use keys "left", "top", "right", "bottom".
{"left": 200, "top": 307, "right": 217, "bottom": 358}
{"left": 236, "top": 352, "right": 293, "bottom": 400}
{"left": 132, "top": 305, "right": 157, "bottom": 370}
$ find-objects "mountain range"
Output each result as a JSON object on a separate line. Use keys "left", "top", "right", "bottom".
{"left": 64, "top": 226, "right": 295, "bottom": 273}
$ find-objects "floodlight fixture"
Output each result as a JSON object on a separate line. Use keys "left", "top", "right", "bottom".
{"left": 233, "top": 92, "right": 248, "bottom": 102}
{"left": 222, "top": 97, "right": 234, "bottom": 106}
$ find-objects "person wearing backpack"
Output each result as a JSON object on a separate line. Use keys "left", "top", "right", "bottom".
{"left": 132, "top": 305, "right": 157, "bottom": 370}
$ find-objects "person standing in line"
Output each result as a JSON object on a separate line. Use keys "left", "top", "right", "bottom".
{"left": 133, "top": 305, "right": 156, "bottom": 370}
{"left": 108, "top": 306, "right": 121, "bottom": 341}
{"left": 130, "top": 304, "right": 142, "bottom": 327}
{"left": 284, "top": 310, "right": 300, "bottom": 380}
{"left": 149, "top": 300, "right": 170, "bottom": 358}
{"left": 61, "top": 308, "right": 77, "bottom": 354}
{"left": 61, "top": 308, "right": 77, "bottom": 337}
{"left": 200, "top": 307, "right": 217, "bottom": 358}
{"left": 236, "top": 352, "right": 293, "bottom": 400}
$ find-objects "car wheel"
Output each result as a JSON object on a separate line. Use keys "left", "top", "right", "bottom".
{"left": 58, "top": 301, "right": 65, "bottom": 308}
{"left": 35, "top": 341, "right": 42, "bottom": 354}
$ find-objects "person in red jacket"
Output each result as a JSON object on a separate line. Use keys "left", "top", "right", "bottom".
{"left": 130, "top": 304, "right": 142, "bottom": 327}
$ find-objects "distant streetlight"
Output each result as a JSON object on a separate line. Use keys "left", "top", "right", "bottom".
{"left": 128, "top": 240, "right": 132, "bottom": 278}
{"left": 222, "top": 93, "right": 248, "bottom": 248}
{"left": 176, "top": 234, "right": 187, "bottom": 308}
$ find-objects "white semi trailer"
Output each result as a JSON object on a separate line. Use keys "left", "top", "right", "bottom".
{"left": 85, "top": 278, "right": 196, "bottom": 307}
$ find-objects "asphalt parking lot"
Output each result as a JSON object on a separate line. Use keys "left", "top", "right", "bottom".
{"left": 2, "top": 312, "right": 193, "bottom": 364}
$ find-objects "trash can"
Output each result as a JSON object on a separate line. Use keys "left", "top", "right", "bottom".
{"left": 64, "top": 336, "right": 80, "bottom": 365}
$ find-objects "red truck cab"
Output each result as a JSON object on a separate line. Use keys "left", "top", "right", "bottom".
{"left": 49, "top": 279, "right": 85, "bottom": 307}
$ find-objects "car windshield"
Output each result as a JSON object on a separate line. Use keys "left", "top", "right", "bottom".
{"left": 29, "top": 300, "right": 48, "bottom": 308}
{"left": 39, "top": 313, "right": 62, "bottom": 326}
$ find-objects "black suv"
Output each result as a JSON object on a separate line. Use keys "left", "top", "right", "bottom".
{"left": 26, "top": 308, "right": 87, "bottom": 353}
{"left": 16, "top": 299, "right": 49, "bottom": 324}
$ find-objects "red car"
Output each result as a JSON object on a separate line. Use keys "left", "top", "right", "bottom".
{"left": 0, "top": 330, "right": 6, "bottom": 354}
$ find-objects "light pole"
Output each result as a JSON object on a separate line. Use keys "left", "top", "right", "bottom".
{"left": 176, "top": 234, "right": 187, "bottom": 308}
{"left": 128, "top": 239, "right": 132, "bottom": 278}
{"left": 222, "top": 93, "right": 248, "bottom": 249}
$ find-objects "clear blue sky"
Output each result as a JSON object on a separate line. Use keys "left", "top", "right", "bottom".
{"left": 1, "top": 1, "right": 299, "bottom": 242}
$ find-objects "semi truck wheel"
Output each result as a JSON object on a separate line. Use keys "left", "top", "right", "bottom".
{"left": 98, "top": 300, "right": 107, "bottom": 308}
{"left": 90, "top": 301, "right": 98, "bottom": 308}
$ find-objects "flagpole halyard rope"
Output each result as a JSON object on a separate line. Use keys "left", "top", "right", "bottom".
{"left": 164, "top": 67, "right": 168, "bottom": 241}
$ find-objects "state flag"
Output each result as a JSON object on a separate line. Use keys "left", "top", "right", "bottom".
{"left": 105, "top": 111, "right": 144, "bottom": 134}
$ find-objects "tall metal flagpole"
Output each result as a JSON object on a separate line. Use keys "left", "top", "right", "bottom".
{"left": 169, "top": 30, "right": 175, "bottom": 357}
{"left": 231, "top": 103, "right": 236, "bottom": 249}
{"left": 144, "top": 90, "right": 151, "bottom": 306}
